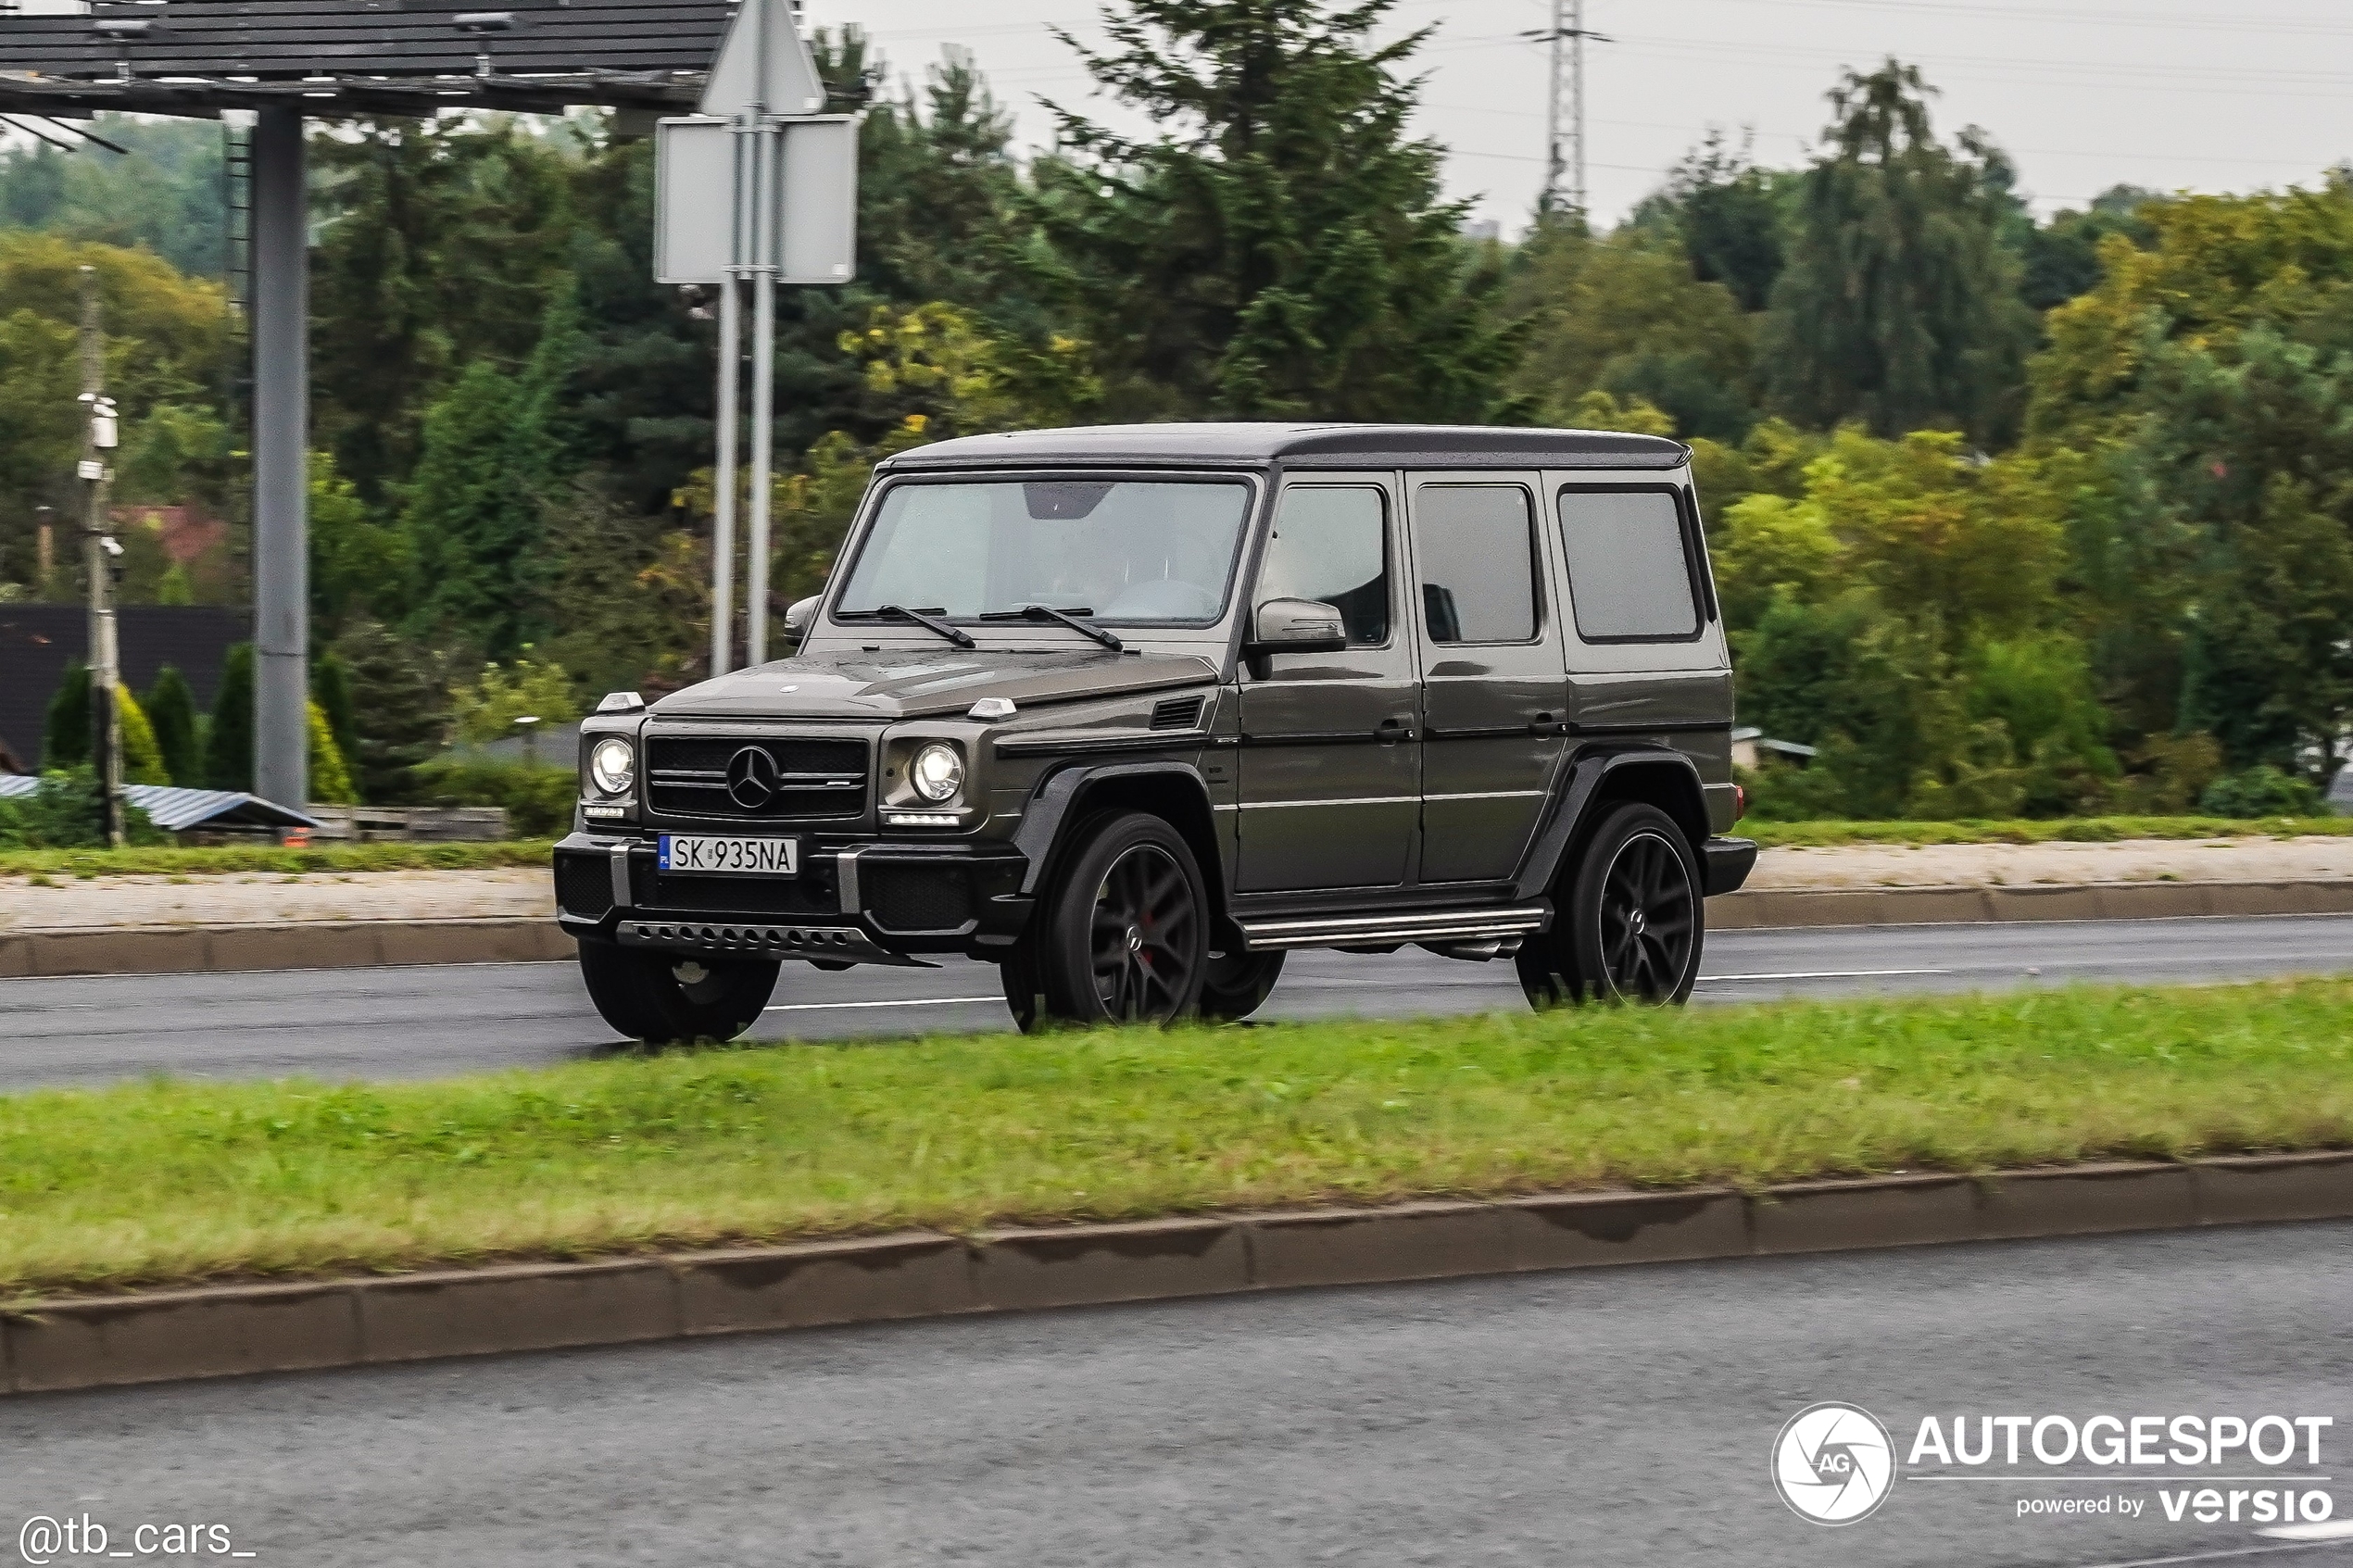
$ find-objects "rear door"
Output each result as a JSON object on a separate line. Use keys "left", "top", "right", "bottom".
{"left": 1405, "top": 473, "right": 1569, "bottom": 884}
{"left": 1235, "top": 476, "right": 1421, "bottom": 893}
{"left": 1550, "top": 473, "right": 1736, "bottom": 816}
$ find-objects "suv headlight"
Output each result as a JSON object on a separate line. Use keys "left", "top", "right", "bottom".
{"left": 589, "top": 736, "right": 635, "bottom": 797}
{"left": 911, "top": 742, "right": 964, "bottom": 803}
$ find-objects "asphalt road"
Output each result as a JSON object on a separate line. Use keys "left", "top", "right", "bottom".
{"left": 3, "top": 914, "right": 2352, "bottom": 1089}
{"left": 4, "top": 1223, "right": 2347, "bottom": 1566}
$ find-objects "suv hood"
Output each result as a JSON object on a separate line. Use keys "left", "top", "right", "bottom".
{"left": 651, "top": 646, "right": 1220, "bottom": 721}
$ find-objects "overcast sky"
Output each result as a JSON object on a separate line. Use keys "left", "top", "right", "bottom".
{"left": 800, "top": 0, "right": 2353, "bottom": 234}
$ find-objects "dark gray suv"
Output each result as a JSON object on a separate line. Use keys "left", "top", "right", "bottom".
{"left": 555, "top": 423, "right": 1756, "bottom": 1040}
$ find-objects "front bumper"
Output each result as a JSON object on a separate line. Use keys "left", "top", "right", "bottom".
{"left": 1702, "top": 835, "right": 1758, "bottom": 897}
{"left": 553, "top": 831, "right": 1033, "bottom": 960}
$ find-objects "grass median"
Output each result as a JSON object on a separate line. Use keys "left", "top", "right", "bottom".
{"left": 0, "top": 842, "right": 556, "bottom": 880}
{"left": 3, "top": 979, "right": 2349, "bottom": 1298}
{"left": 1744, "top": 815, "right": 2352, "bottom": 847}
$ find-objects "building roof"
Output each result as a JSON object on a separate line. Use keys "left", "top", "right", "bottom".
{"left": 0, "top": 775, "right": 318, "bottom": 834}
{"left": 0, "top": 0, "right": 736, "bottom": 118}
{"left": 879, "top": 423, "right": 1692, "bottom": 474}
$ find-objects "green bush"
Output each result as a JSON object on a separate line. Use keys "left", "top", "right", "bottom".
{"left": 2197, "top": 765, "right": 2322, "bottom": 820}
{"left": 0, "top": 769, "right": 167, "bottom": 849}
{"left": 410, "top": 758, "right": 575, "bottom": 838}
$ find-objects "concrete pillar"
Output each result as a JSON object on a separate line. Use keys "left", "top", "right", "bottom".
{"left": 250, "top": 106, "right": 309, "bottom": 809}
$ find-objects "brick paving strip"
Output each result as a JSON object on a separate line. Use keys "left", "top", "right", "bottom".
{"left": 5, "top": 1153, "right": 2346, "bottom": 1394}
{"left": 5, "top": 842, "right": 2353, "bottom": 977}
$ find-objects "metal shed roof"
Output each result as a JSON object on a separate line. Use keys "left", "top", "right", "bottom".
{"left": 879, "top": 422, "right": 1694, "bottom": 473}
{"left": 0, "top": 774, "right": 319, "bottom": 833}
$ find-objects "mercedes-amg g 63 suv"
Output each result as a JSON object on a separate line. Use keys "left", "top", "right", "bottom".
{"left": 555, "top": 423, "right": 1756, "bottom": 1041}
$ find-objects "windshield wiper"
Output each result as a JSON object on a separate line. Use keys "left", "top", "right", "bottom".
{"left": 845, "top": 604, "right": 975, "bottom": 649}
{"left": 978, "top": 604, "right": 1124, "bottom": 651}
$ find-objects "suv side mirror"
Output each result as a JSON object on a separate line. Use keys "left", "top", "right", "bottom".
{"left": 780, "top": 595, "right": 821, "bottom": 651}
{"left": 1247, "top": 596, "right": 1348, "bottom": 657}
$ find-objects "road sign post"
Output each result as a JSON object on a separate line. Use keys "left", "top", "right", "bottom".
{"left": 655, "top": 0, "right": 855, "bottom": 673}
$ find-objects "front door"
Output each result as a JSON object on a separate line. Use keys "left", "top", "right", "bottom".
{"left": 1406, "top": 474, "right": 1568, "bottom": 884}
{"left": 1236, "top": 478, "right": 1421, "bottom": 893}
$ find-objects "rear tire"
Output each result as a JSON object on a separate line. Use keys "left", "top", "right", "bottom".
{"left": 1516, "top": 802, "right": 1704, "bottom": 1009}
{"left": 1197, "top": 947, "right": 1285, "bottom": 1022}
{"left": 579, "top": 936, "right": 780, "bottom": 1044}
{"left": 1016, "top": 809, "right": 1210, "bottom": 1029}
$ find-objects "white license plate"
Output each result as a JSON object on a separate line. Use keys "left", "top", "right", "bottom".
{"left": 659, "top": 834, "right": 799, "bottom": 876}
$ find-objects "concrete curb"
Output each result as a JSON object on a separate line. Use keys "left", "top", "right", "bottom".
{"left": 6, "top": 1152, "right": 2346, "bottom": 1395}
{"left": 0, "top": 919, "right": 577, "bottom": 979}
{"left": 1708, "top": 877, "right": 2353, "bottom": 930}
{"left": 6, "top": 879, "right": 2353, "bottom": 978}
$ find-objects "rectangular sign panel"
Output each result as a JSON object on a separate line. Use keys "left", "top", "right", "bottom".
{"left": 776, "top": 116, "right": 860, "bottom": 285}
{"left": 654, "top": 115, "right": 734, "bottom": 285}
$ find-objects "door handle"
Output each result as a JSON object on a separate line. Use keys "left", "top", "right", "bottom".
{"left": 1529, "top": 712, "right": 1569, "bottom": 736}
{"left": 1378, "top": 717, "right": 1415, "bottom": 744}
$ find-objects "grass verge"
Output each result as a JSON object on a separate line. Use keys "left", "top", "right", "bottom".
{"left": 2, "top": 979, "right": 2348, "bottom": 1297}
{"left": 1743, "top": 816, "right": 2353, "bottom": 848}
{"left": 0, "top": 842, "right": 557, "bottom": 880}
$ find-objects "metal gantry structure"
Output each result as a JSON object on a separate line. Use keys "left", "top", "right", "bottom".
{"left": 0, "top": 0, "right": 740, "bottom": 809}
{"left": 1534, "top": 0, "right": 1608, "bottom": 221}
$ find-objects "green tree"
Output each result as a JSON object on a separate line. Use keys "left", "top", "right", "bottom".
{"left": 1631, "top": 130, "right": 1790, "bottom": 313}
{"left": 311, "top": 649, "right": 360, "bottom": 784}
{"left": 335, "top": 620, "right": 449, "bottom": 804}
{"left": 42, "top": 661, "right": 90, "bottom": 770}
{"left": 0, "top": 116, "right": 229, "bottom": 277}
{"left": 204, "top": 642, "right": 255, "bottom": 792}
{"left": 401, "top": 360, "right": 543, "bottom": 658}
{"left": 1032, "top": 0, "right": 1518, "bottom": 421}
{"left": 309, "top": 449, "right": 410, "bottom": 636}
{"left": 145, "top": 665, "right": 202, "bottom": 786}
{"left": 1764, "top": 61, "right": 2035, "bottom": 445}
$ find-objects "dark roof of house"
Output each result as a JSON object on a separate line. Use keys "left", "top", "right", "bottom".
{"left": 0, "top": 0, "right": 735, "bottom": 117}
{"left": 879, "top": 423, "right": 1692, "bottom": 474}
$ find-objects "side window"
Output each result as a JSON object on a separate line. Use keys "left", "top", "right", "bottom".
{"left": 1415, "top": 485, "right": 1538, "bottom": 644}
{"left": 1257, "top": 486, "right": 1390, "bottom": 646}
{"left": 1557, "top": 488, "right": 1702, "bottom": 642}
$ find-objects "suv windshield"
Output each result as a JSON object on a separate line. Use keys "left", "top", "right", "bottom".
{"left": 837, "top": 479, "right": 1252, "bottom": 626}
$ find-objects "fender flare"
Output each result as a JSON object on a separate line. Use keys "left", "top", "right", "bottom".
{"left": 1012, "top": 760, "right": 1218, "bottom": 898}
{"left": 1511, "top": 746, "right": 1709, "bottom": 902}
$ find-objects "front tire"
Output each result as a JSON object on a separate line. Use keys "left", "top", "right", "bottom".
{"left": 1198, "top": 947, "right": 1285, "bottom": 1022}
{"left": 579, "top": 936, "right": 780, "bottom": 1044}
{"left": 1516, "top": 802, "right": 1704, "bottom": 1009}
{"left": 1018, "top": 809, "right": 1210, "bottom": 1029}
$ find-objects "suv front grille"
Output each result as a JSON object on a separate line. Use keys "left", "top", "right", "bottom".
{"left": 646, "top": 734, "right": 870, "bottom": 822}
{"left": 555, "top": 851, "right": 614, "bottom": 920}
{"left": 865, "top": 862, "right": 975, "bottom": 932}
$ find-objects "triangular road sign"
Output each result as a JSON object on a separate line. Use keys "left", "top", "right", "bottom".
{"left": 700, "top": 0, "right": 826, "bottom": 118}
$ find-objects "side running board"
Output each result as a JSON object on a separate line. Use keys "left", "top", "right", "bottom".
{"left": 1238, "top": 905, "right": 1551, "bottom": 953}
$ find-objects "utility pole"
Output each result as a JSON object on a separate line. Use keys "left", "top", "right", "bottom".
{"left": 76, "top": 265, "right": 123, "bottom": 847}
{"left": 1535, "top": 0, "right": 1608, "bottom": 221}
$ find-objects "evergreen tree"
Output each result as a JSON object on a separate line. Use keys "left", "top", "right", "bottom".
{"left": 1632, "top": 131, "right": 1789, "bottom": 314}
{"left": 401, "top": 360, "right": 544, "bottom": 659}
{"left": 1031, "top": 0, "right": 1518, "bottom": 421}
{"left": 335, "top": 620, "right": 448, "bottom": 804}
{"left": 311, "top": 650, "right": 360, "bottom": 784}
{"left": 42, "top": 661, "right": 90, "bottom": 770}
{"left": 205, "top": 642, "right": 255, "bottom": 792}
{"left": 1763, "top": 61, "right": 2035, "bottom": 445}
{"left": 114, "top": 685, "right": 170, "bottom": 786}
{"left": 145, "top": 666, "right": 202, "bottom": 786}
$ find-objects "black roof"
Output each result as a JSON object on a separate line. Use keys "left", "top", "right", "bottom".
{"left": 879, "top": 423, "right": 1692, "bottom": 473}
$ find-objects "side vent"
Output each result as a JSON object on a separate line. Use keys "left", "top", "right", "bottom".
{"left": 1150, "top": 695, "right": 1206, "bottom": 732}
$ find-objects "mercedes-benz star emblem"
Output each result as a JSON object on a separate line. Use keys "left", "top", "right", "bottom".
{"left": 725, "top": 746, "right": 782, "bottom": 810}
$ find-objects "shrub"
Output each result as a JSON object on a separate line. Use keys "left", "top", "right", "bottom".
{"left": 2198, "top": 764, "right": 2322, "bottom": 820}
{"left": 410, "top": 758, "right": 575, "bottom": 838}
{"left": 0, "top": 769, "right": 166, "bottom": 848}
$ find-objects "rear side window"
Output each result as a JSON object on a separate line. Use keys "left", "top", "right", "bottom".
{"left": 1557, "top": 487, "right": 1702, "bottom": 641}
{"left": 1415, "top": 485, "right": 1538, "bottom": 644}
{"left": 1259, "top": 486, "right": 1390, "bottom": 645}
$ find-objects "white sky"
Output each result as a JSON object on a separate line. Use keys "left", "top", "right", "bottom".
{"left": 799, "top": 0, "right": 2353, "bottom": 234}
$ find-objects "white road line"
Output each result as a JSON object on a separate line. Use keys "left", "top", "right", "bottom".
{"left": 2066, "top": 1533, "right": 2353, "bottom": 1568}
{"left": 2263, "top": 1524, "right": 2353, "bottom": 1543}
{"left": 1698, "top": 968, "right": 1951, "bottom": 983}
{"left": 765, "top": 996, "right": 1002, "bottom": 1013}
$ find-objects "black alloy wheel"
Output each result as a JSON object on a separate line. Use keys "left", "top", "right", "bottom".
{"left": 1017, "top": 809, "right": 1210, "bottom": 1029}
{"left": 578, "top": 936, "right": 781, "bottom": 1043}
{"left": 1516, "top": 801, "right": 1704, "bottom": 1009}
{"left": 1197, "top": 947, "right": 1286, "bottom": 1022}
